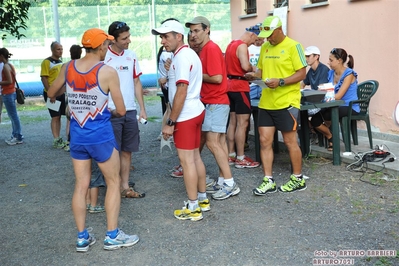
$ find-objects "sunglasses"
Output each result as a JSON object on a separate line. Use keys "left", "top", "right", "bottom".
{"left": 259, "top": 26, "right": 278, "bottom": 31}
{"left": 331, "top": 48, "right": 340, "bottom": 58}
{"left": 115, "top": 22, "right": 127, "bottom": 30}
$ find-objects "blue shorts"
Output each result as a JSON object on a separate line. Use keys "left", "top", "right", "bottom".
{"left": 70, "top": 139, "right": 119, "bottom": 162}
{"left": 202, "top": 104, "right": 229, "bottom": 133}
{"left": 111, "top": 110, "right": 140, "bottom": 152}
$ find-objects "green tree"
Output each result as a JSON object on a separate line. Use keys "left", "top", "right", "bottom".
{"left": 0, "top": 0, "right": 31, "bottom": 39}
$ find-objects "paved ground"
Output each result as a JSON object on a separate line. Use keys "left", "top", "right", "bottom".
{"left": 0, "top": 96, "right": 398, "bottom": 266}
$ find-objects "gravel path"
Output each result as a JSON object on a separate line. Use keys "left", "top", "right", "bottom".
{"left": 0, "top": 97, "right": 398, "bottom": 266}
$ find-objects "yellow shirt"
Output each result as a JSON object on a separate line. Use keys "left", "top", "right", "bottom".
{"left": 257, "top": 37, "right": 306, "bottom": 110}
{"left": 40, "top": 57, "right": 63, "bottom": 92}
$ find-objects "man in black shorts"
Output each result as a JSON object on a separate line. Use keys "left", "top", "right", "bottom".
{"left": 245, "top": 16, "right": 307, "bottom": 195}
{"left": 40, "top": 41, "right": 67, "bottom": 148}
{"left": 225, "top": 31, "right": 260, "bottom": 169}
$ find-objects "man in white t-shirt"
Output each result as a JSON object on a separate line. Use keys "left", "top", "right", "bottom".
{"left": 105, "top": 21, "right": 147, "bottom": 199}
{"left": 152, "top": 19, "right": 207, "bottom": 221}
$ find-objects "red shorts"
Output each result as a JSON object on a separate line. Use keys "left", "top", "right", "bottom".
{"left": 173, "top": 111, "right": 205, "bottom": 150}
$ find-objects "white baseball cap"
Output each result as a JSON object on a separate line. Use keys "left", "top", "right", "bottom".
{"left": 152, "top": 20, "right": 185, "bottom": 35}
{"left": 305, "top": 46, "right": 321, "bottom": 56}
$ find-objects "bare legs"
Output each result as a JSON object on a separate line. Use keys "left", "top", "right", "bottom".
{"left": 227, "top": 112, "right": 250, "bottom": 157}
{"left": 72, "top": 148, "right": 121, "bottom": 232}
{"left": 51, "top": 116, "right": 61, "bottom": 139}
{"left": 177, "top": 148, "right": 206, "bottom": 200}
{"left": 205, "top": 132, "right": 232, "bottom": 180}
{"left": 259, "top": 127, "right": 302, "bottom": 176}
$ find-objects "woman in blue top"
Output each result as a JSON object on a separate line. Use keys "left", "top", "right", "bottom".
{"left": 310, "top": 48, "right": 359, "bottom": 151}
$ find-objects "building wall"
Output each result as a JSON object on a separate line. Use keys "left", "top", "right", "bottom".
{"left": 230, "top": 0, "right": 399, "bottom": 135}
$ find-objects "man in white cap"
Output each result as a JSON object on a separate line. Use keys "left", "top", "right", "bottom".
{"left": 185, "top": 16, "right": 240, "bottom": 201}
{"left": 301, "top": 46, "right": 330, "bottom": 90}
{"left": 48, "top": 28, "right": 139, "bottom": 252}
{"left": 245, "top": 16, "right": 307, "bottom": 195}
{"left": 152, "top": 19, "right": 208, "bottom": 221}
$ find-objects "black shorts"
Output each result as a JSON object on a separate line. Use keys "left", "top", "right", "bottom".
{"left": 228, "top": 91, "right": 251, "bottom": 114}
{"left": 43, "top": 91, "right": 66, "bottom": 117}
{"left": 310, "top": 106, "right": 358, "bottom": 128}
{"left": 258, "top": 107, "right": 300, "bottom": 132}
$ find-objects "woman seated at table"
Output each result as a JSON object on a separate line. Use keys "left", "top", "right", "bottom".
{"left": 310, "top": 48, "right": 359, "bottom": 151}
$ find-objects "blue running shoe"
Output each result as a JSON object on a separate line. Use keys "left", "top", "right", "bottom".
{"left": 76, "top": 233, "right": 96, "bottom": 252}
{"left": 103, "top": 229, "right": 139, "bottom": 250}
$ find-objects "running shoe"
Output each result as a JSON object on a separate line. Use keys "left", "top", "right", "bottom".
{"left": 88, "top": 205, "right": 105, "bottom": 213}
{"left": 253, "top": 177, "right": 277, "bottom": 196}
{"left": 212, "top": 182, "right": 240, "bottom": 200}
{"left": 234, "top": 156, "right": 260, "bottom": 168}
{"left": 5, "top": 137, "right": 23, "bottom": 146}
{"left": 278, "top": 175, "right": 307, "bottom": 193}
{"left": 206, "top": 177, "right": 216, "bottom": 187}
{"left": 53, "top": 137, "right": 66, "bottom": 149}
{"left": 103, "top": 229, "right": 140, "bottom": 250}
{"left": 76, "top": 233, "right": 96, "bottom": 252}
{"left": 172, "top": 164, "right": 181, "bottom": 171}
{"left": 206, "top": 183, "right": 221, "bottom": 194}
{"left": 198, "top": 199, "right": 211, "bottom": 212}
{"left": 174, "top": 201, "right": 203, "bottom": 221}
{"left": 170, "top": 166, "right": 183, "bottom": 178}
{"left": 228, "top": 156, "right": 236, "bottom": 165}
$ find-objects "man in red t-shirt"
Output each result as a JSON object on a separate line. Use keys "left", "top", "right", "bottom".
{"left": 185, "top": 16, "right": 240, "bottom": 200}
{"left": 225, "top": 31, "right": 260, "bottom": 169}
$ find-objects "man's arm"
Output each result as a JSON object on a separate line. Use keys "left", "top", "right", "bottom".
{"left": 134, "top": 77, "right": 147, "bottom": 120}
{"left": 103, "top": 66, "right": 126, "bottom": 117}
{"left": 47, "top": 64, "right": 67, "bottom": 99}
{"left": 244, "top": 68, "right": 262, "bottom": 80}
{"left": 168, "top": 83, "right": 187, "bottom": 122}
{"left": 203, "top": 74, "right": 222, "bottom": 84}
{"left": 40, "top": 60, "right": 50, "bottom": 91}
{"left": 41, "top": 76, "right": 50, "bottom": 92}
{"left": 162, "top": 82, "right": 187, "bottom": 138}
{"left": 237, "top": 44, "right": 252, "bottom": 73}
{"left": 266, "top": 67, "right": 306, "bottom": 89}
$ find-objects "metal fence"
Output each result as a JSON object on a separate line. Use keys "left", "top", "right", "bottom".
{"left": 1, "top": 2, "right": 231, "bottom": 85}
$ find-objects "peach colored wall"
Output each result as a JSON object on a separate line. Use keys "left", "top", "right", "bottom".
{"left": 230, "top": 0, "right": 399, "bottom": 135}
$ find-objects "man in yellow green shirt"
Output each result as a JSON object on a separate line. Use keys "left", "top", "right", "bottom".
{"left": 245, "top": 16, "right": 307, "bottom": 195}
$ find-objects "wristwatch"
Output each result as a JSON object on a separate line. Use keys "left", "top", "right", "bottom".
{"left": 166, "top": 118, "right": 176, "bottom": 126}
{"left": 279, "top": 78, "right": 285, "bottom": 87}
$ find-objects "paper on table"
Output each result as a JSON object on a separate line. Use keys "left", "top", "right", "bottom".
{"left": 318, "top": 82, "right": 335, "bottom": 102}
{"left": 46, "top": 98, "right": 61, "bottom": 112}
{"left": 251, "top": 79, "right": 268, "bottom": 89}
{"left": 318, "top": 82, "right": 334, "bottom": 90}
